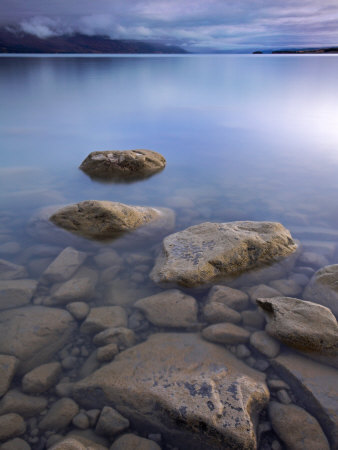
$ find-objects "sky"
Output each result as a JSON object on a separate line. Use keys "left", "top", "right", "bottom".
{"left": 1, "top": 0, "right": 338, "bottom": 52}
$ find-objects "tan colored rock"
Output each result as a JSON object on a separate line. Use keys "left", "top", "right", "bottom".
{"left": 42, "top": 247, "right": 87, "bottom": 283}
{"left": 0, "top": 280, "right": 37, "bottom": 311}
{"left": 0, "top": 259, "right": 27, "bottom": 281}
{"left": 257, "top": 297, "right": 338, "bottom": 356}
{"left": 93, "top": 328, "right": 135, "bottom": 349}
{"left": 73, "top": 333, "right": 269, "bottom": 450}
{"left": 303, "top": 264, "right": 338, "bottom": 317}
{"left": 96, "top": 343, "right": 119, "bottom": 362}
{"left": 207, "top": 285, "right": 249, "bottom": 310}
{"left": 0, "top": 437, "right": 31, "bottom": 450}
{"left": 273, "top": 352, "right": 338, "bottom": 447}
{"left": 0, "top": 413, "right": 26, "bottom": 441}
{"left": 49, "top": 201, "right": 174, "bottom": 240}
{"left": 96, "top": 406, "right": 129, "bottom": 436}
{"left": 110, "top": 434, "right": 161, "bottom": 450}
{"left": 0, "top": 306, "right": 76, "bottom": 374}
{"left": 0, "top": 356, "right": 18, "bottom": 398}
{"left": 202, "top": 323, "right": 250, "bottom": 345}
{"left": 50, "top": 436, "right": 107, "bottom": 450}
{"left": 134, "top": 290, "right": 198, "bottom": 327}
{"left": 202, "top": 302, "right": 241, "bottom": 324}
{"left": 269, "top": 401, "right": 330, "bottom": 450}
{"left": 246, "top": 284, "right": 281, "bottom": 305}
{"left": 150, "top": 221, "right": 297, "bottom": 287}
{"left": 80, "top": 307, "right": 127, "bottom": 335}
{"left": 250, "top": 331, "right": 280, "bottom": 358}
{"left": 22, "top": 362, "right": 61, "bottom": 394}
{"left": 79, "top": 149, "right": 166, "bottom": 180}
{"left": 241, "top": 310, "right": 265, "bottom": 329}
{"left": 66, "top": 302, "right": 90, "bottom": 321}
{"left": 0, "top": 390, "right": 47, "bottom": 418}
{"left": 39, "top": 398, "right": 79, "bottom": 431}
{"left": 269, "top": 279, "right": 302, "bottom": 297}
{"left": 47, "top": 267, "right": 98, "bottom": 306}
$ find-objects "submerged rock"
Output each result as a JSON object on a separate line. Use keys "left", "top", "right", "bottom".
{"left": 150, "top": 221, "right": 297, "bottom": 287}
{"left": 303, "top": 264, "right": 338, "bottom": 317}
{"left": 272, "top": 352, "right": 338, "bottom": 448}
{"left": 73, "top": 333, "right": 269, "bottom": 450}
{"left": 0, "top": 279, "right": 37, "bottom": 311}
{"left": 79, "top": 149, "right": 166, "bottom": 181}
{"left": 269, "top": 401, "right": 330, "bottom": 450}
{"left": 134, "top": 290, "right": 198, "bottom": 328}
{"left": 257, "top": 297, "right": 338, "bottom": 356}
{"left": 110, "top": 434, "right": 161, "bottom": 450}
{"left": 0, "top": 355, "right": 19, "bottom": 398}
{"left": 0, "top": 259, "right": 27, "bottom": 281}
{"left": 0, "top": 413, "right": 26, "bottom": 441}
{"left": 49, "top": 201, "right": 174, "bottom": 240}
{"left": 0, "top": 306, "right": 76, "bottom": 374}
{"left": 42, "top": 247, "right": 87, "bottom": 283}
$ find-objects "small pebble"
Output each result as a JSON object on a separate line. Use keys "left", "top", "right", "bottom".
{"left": 236, "top": 345, "right": 251, "bottom": 359}
{"left": 61, "top": 356, "right": 78, "bottom": 370}
{"left": 72, "top": 412, "right": 90, "bottom": 430}
{"left": 254, "top": 359, "right": 270, "bottom": 371}
{"left": 276, "top": 389, "right": 292, "bottom": 404}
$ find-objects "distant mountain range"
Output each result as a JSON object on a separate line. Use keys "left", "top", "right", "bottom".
{"left": 0, "top": 30, "right": 187, "bottom": 54}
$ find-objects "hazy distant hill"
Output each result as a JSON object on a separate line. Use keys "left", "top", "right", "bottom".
{"left": 0, "top": 30, "right": 187, "bottom": 54}
{"left": 271, "top": 47, "right": 338, "bottom": 54}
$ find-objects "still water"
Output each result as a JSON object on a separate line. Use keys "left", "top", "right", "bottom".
{"left": 0, "top": 55, "right": 337, "bottom": 449}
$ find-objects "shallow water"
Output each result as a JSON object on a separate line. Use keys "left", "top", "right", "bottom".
{"left": 0, "top": 54, "right": 338, "bottom": 449}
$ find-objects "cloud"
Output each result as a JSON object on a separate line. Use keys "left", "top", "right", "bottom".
{"left": 1, "top": 0, "right": 338, "bottom": 51}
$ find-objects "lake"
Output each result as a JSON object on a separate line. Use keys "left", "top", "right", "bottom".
{"left": 0, "top": 54, "right": 337, "bottom": 449}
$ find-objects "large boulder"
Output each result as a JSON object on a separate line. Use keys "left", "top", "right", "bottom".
{"left": 73, "top": 333, "right": 269, "bottom": 450}
{"left": 272, "top": 352, "right": 338, "bottom": 448}
{"left": 303, "top": 265, "right": 338, "bottom": 317}
{"left": 256, "top": 297, "right": 338, "bottom": 356}
{"left": 79, "top": 149, "right": 166, "bottom": 181}
{"left": 0, "top": 306, "right": 76, "bottom": 374}
{"left": 49, "top": 201, "right": 175, "bottom": 240}
{"left": 150, "top": 221, "right": 297, "bottom": 287}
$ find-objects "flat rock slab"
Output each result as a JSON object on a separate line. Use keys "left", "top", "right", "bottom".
{"left": 42, "top": 247, "right": 87, "bottom": 283}
{"left": 79, "top": 149, "right": 166, "bottom": 181}
{"left": 0, "top": 279, "right": 37, "bottom": 311}
{"left": 80, "top": 307, "right": 127, "bottom": 335}
{"left": 272, "top": 352, "right": 338, "bottom": 448}
{"left": 257, "top": 297, "right": 338, "bottom": 356}
{"left": 0, "top": 306, "right": 76, "bottom": 374}
{"left": 150, "top": 221, "right": 297, "bottom": 288}
{"left": 73, "top": 333, "right": 269, "bottom": 450}
{"left": 303, "top": 264, "right": 338, "bottom": 317}
{"left": 50, "top": 201, "right": 174, "bottom": 240}
{"left": 0, "top": 259, "right": 27, "bottom": 280}
{"left": 134, "top": 289, "right": 198, "bottom": 327}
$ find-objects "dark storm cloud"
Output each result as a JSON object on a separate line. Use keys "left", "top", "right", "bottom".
{"left": 2, "top": 0, "right": 338, "bottom": 50}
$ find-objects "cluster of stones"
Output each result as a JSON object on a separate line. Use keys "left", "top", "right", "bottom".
{"left": 0, "top": 151, "right": 337, "bottom": 449}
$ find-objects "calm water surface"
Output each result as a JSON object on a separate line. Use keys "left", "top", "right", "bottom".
{"left": 0, "top": 55, "right": 338, "bottom": 449}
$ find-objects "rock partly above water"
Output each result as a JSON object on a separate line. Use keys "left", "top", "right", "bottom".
{"left": 257, "top": 296, "right": 338, "bottom": 356}
{"left": 0, "top": 306, "right": 76, "bottom": 374}
{"left": 150, "top": 221, "right": 297, "bottom": 287}
{"left": 73, "top": 333, "right": 269, "bottom": 450}
{"left": 273, "top": 352, "right": 338, "bottom": 448}
{"left": 49, "top": 201, "right": 174, "bottom": 240}
{"left": 79, "top": 149, "right": 166, "bottom": 181}
{"left": 303, "top": 264, "right": 338, "bottom": 317}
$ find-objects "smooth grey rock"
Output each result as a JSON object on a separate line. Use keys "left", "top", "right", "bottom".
{"left": 96, "top": 407, "right": 129, "bottom": 437}
{"left": 297, "top": 251, "right": 329, "bottom": 268}
{"left": 0, "top": 306, "right": 76, "bottom": 374}
{"left": 80, "top": 307, "right": 127, "bottom": 335}
{"left": 202, "top": 323, "right": 250, "bottom": 345}
{"left": 39, "top": 398, "right": 79, "bottom": 431}
{"left": 22, "top": 362, "right": 61, "bottom": 394}
{"left": 78, "top": 351, "right": 100, "bottom": 379}
{"left": 134, "top": 290, "right": 198, "bottom": 327}
{"left": 202, "top": 302, "right": 241, "bottom": 324}
{"left": 0, "top": 259, "right": 27, "bottom": 281}
{"left": 257, "top": 297, "right": 338, "bottom": 356}
{"left": 93, "top": 250, "right": 123, "bottom": 269}
{"left": 276, "top": 389, "right": 292, "bottom": 405}
{"left": 0, "top": 390, "right": 47, "bottom": 418}
{"left": 0, "top": 280, "right": 37, "bottom": 310}
{"left": 96, "top": 344, "right": 119, "bottom": 363}
{"left": 0, "top": 356, "right": 18, "bottom": 398}
{"left": 207, "top": 285, "right": 249, "bottom": 311}
{"left": 247, "top": 284, "right": 281, "bottom": 305}
{"left": 79, "top": 149, "right": 166, "bottom": 180}
{"left": 0, "top": 413, "right": 26, "bottom": 441}
{"left": 303, "top": 264, "right": 338, "bottom": 317}
{"left": 72, "top": 412, "right": 90, "bottom": 430}
{"left": 42, "top": 247, "right": 87, "bottom": 283}
{"left": 73, "top": 333, "right": 269, "bottom": 450}
{"left": 47, "top": 267, "right": 98, "bottom": 306}
{"left": 241, "top": 310, "right": 265, "bottom": 329}
{"left": 110, "top": 434, "right": 161, "bottom": 450}
{"left": 269, "top": 279, "right": 302, "bottom": 297}
{"left": 250, "top": 331, "right": 280, "bottom": 358}
{"left": 66, "top": 302, "right": 90, "bottom": 321}
{"left": 49, "top": 201, "right": 174, "bottom": 240}
{"left": 273, "top": 352, "right": 338, "bottom": 447}
{"left": 269, "top": 401, "right": 330, "bottom": 450}
{"left": 104, "top": 279, "right": 155, "bottom": 307}
{"left": 151, "top": 221, "right": 297, "bottom": 287}
{"left": 267, "top": 379, "right": 290, "bottom": 391}
{"left": 0, "top": 437, "right": 31, "bottom": 449}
